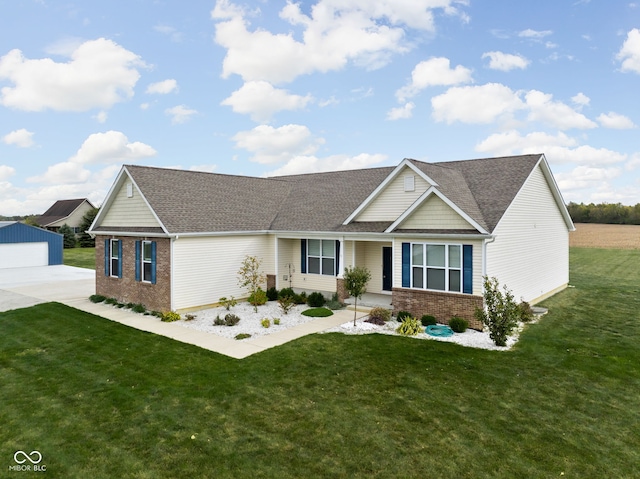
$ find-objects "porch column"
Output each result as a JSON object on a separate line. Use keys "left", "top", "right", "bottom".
{"left": 274, "top": 235, "right": 279, "bottom": 289}
{"left": 337, "top": 237, "right": 345, "bottom": 278}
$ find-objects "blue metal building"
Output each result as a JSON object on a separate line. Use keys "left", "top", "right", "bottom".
{"left": 0, "top": 221, "right": 63, "bottom": 268}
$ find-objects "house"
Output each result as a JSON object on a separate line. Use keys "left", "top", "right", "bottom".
{"left": 35, "top": 198, "right": 96, "bottom": 234}
{"left": 0, "top": 221, "right": 63, "bottom": 268}
{"left": 88, "top": 154, "right": 574, "bottom": 329}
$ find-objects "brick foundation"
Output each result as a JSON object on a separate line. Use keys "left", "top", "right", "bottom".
{"left": 392, "top": 287, "right": 484, "bottom": 330}
{"left": 336, "top": 278, "right": 348, "bottom": 303}
{"left": 96, "top": 236, "right": 172, "bottom": 313}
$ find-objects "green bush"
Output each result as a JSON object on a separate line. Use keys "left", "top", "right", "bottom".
{"left": 325, "top": 300, "right": 344, "bottom": 310}
{"left": 89, "top": 294, "right": 106, "bottom": 303}
{"left": 219, "top": 296, "right": 237, "bottom": 310}
{"left": 475, "top": 276, "right": 519, "bottom": 346}
{"left": 278, "top": 287, "right": 295, "bottom": 299}
{"left": 235, "top": 333, "right": 251, "bottom": 340}
{"left": 261, "top": 318, "right": 271, "bottom": 328}
{"left": 131, "top": 304, "right": 146, "bottom": 314}
{"left": 266, "top": 287, "right": 279, "bottom": 301}
{"left": 278, "top": 295, "right": 295, "bottom": 315}
{"left": 449, "top": 316, "right": 469, "bottom": 333}
{"left": 279, "top": 288, "right": 304, "bottom": 304}
{"left": 396, "top": 316, "right": 422, "bottom": 336}
{"left": 301, "top": 307, "right": 333, "bottom": 317}
{"left": 307, "top": 292, "right": 326, "bottom": 307}
{"left": 369, "top": 307, "right": 391, "bottom": 323}
{"left": 273, "top": 318, "right": 280, "bottom": 325}
{"left": 213, "top": 315, "right": 225, "bottom": 326}
{"left": 518, "top": 301, "right": 534, "bottom": 323}
{"left": 161, "top": 311, "right": 181, "bottom": 322}
{"left": 421, "top": 314, "right": 437, "bottom": 326}
{"left": 184, "top": 313, "right": 196, "bottom": 321}
{"left": 105, "top": 297, "right": 118, "bottom": 305}
{"left": 248, "top": 288, "right": 267, "bottom": 307}
{"left": 224, "top": 313, "right": 241, "bottom": 326}
{"left": 396, "top": 310, "right": 412, "bottom": 322}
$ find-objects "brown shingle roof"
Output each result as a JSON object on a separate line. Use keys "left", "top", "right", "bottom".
{"left": 35, "top": 198, "right": 93, "bottom": 227}
{"left": 117, "top": 155, "right": 543, "bottom": 235}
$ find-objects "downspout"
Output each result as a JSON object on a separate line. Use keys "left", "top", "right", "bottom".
{"left": 482, "top": 235, "right": 496, "bottom": 278}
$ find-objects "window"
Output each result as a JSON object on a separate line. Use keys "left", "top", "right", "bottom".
{"left": 302, "top": 239, "right": 338, "bottom": 276}
{"left": 135, "top": 240, "right": 156, "bottom": 284}
{"left": 107, "top": 239, "right": 121, "bottom": 278}
{"left": 410, "top": 243, "right": 462, "bottom": 292}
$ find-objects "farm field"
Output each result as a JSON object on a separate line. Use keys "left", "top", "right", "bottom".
{"left": 570, "top": 223, "right": 640, "bottom": 249}
{"left": 1, "top": 248, "right": 639, "bottom": 478}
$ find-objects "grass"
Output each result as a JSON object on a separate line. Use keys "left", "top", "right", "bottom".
{"left": 1, "top": 248, "right": 639, "bottom": 478}
{"left": 301, "top": 306, "right": 334, "bottom": 317}
{"left": 63, "top": 247, "right": 95, "bottom": 269}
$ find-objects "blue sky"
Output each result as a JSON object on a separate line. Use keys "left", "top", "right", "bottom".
{"left": 1, "top": 0, "right": 639, "bottom": 216}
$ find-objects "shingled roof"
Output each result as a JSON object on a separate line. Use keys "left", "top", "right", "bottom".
{"left": 99, "top": 154, "right": 547, "bottom": 235}
{"left": 35, "top": 198, "right": 94, "bottom": 227}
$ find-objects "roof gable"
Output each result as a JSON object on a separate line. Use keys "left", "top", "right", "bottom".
{"left": 35, "top": 198, "right": 94, "bottom": 227}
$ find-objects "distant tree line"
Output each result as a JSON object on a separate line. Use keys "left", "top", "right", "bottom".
{"left": 567, "top": 202, "right": 640, "bottom": 225}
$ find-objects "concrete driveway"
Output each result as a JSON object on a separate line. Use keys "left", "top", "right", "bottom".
{"left": 0, "top": 265, "right": 95, "bottom": 312}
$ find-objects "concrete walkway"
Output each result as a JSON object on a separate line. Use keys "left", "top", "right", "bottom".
{"left": 0, "top": 266, "right": 370, "bottom": 359}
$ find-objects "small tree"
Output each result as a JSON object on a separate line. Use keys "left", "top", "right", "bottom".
{"left": 58, "top": 224, "right": 76, "bottom": 249}
{"left": 237, "top": 255, "right": 266, "bottom": 312}
{"left": 78, "top": 207, "right": 99, "bottom": 247}
{"left": 474, "top": 276, "right": 520, "bottom": 346}
{"left": 342, "top": 266, "right": 371, "bottom": 326}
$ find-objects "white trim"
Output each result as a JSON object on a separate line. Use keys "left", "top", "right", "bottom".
{"left": 408, "top": 241, "right": 463, "bottom": 293}
{"left": 343, "top": 159, "right": 439, "bottom": 225}
{"left": 385, "top": 187, "right": 489, "bottom": 234}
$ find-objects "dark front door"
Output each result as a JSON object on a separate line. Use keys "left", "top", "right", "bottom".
{"left": 382, "top": 246, "right": 392, "bottom": 291}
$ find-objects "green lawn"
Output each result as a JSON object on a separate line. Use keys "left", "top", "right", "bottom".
{"left": 1, "top": 248, "right": 639, "bottom": 478}
{"left": 63, "top": 247, "right": 96, "bottom": 269}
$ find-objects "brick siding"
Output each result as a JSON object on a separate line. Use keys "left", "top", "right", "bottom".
{"left": 335, "top": 278, "right": 348, "bottom": 303}
{"left": 392, "top": 287, "right": 484, "bottom": 330}
{"left": 95, "top": 236, "right": 172, "bottom": 313}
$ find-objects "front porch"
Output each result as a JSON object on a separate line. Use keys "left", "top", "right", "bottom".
{"left": 343, "top": 292, "right": 392, "bottom": 309}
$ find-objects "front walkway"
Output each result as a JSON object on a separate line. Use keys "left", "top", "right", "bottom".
{"left": 61, "top": 297, "right": 370, "bottom": 359}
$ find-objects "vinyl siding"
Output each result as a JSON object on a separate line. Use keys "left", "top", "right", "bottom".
{"left": 400, "top": 194, "right": 475, "bottom": 230}
{"left": 101, "top": 180, "right": 161, "bottom": 228}
{"left": 289, "top": 239, "right": 340, "bottom": 292}
{"left": 356, "top": 166, "right": 430, "bottom": 222}
{"left": 392, "top": 237, "right": 483, "bottom": 296}
{"left": 172, "top": 234, "right": 272, "bottom": 310}
{"left": 486, "top": 165, "right": 569, "bottom": 303}
{"left": 360, "top": 241, "right": 392, "bottom": 294}
{"left": 48, "top": 202, "right": 93, "bottom": 229}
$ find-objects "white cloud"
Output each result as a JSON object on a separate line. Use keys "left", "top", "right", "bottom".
{"left": 0, "top": 38, "right": 145, "bottom": 111}
{"left": 165, "top": 105, "right": 198, "bottom": 124}
{"left": 221, "top": 81, "right": 313, "bottom": 122}
{"left": 0, "top": 165, "right": 16, "bottom": 180}
{"left": 212, "top": 0, "right": 467, "bottom": 84}
{"left": 571, "top": 92, "right": 590, "bottom": 108}
{"left": 265, "top": 152, "right": 387, "bottom": 176}
{"left": 518, "top": 29, "right": 552, "bottom": 39}
{"left": 555, "top": 166, "right": 622, "bottom": 198}
{"left": 617, "top": 28, "right": 640, "bottom": 73}
{"left": 431, "top": 83, "right": 525, "bottom": 124}
{"left": 2, "top": 128, "right": 34, "bottom": 148}
{"left": 386, "top": 102, "right": 414, "bottom": 120}
{"left": 597, "top": 112, "right": 636, "bottom": 129}
{"left": 482, "top": 51, "right": 530, "bottom": 71}
{"left": 524, "top": 90, "right": 597, "bottom": 130}
{"left": 154, "top": 24, "right": 183, "bottom": 43}
{"left": 395, "top": 57, "right": 473, "bottom": 102}
{"left": 70, "top": 131, "right": 157, "bottom": 165}
{"left": 232, "top": 124, "right": 324, "bottom": 164}
{"left": 146, "top": 79, "right": 178, "bottom": 94}
{"left": 93, "top": 110, "right": 108, "bottom": 123}
{"left": 28, "top": 162, "right": 92, "bottom": 185}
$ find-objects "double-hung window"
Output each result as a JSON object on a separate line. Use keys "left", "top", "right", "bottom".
{"left": 135, "top": 240, "right": 156, "bottom": 284}
{"left": 411, "top": 243, "right": 462, "bottom": 293}
{"left": 106, "top": 239, "right": 122, "bottom": 278}
{"left": 302, "top": 239, "right": 338, "bottom": 276}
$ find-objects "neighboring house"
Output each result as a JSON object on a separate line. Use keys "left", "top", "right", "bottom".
{"left": 35, "top": 198, "right": 96, "bottom": 234}
{"left": 88, "top": 154, "right": 574, "bottom": 329}
{"left": 0, "top": 221, "right": 63, "bottom": 268}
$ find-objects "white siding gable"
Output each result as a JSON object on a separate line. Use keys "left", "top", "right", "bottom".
{"left": 100, "top": 179, "right": 161, "bottom": 228}
{"left": 356, "top": 166, "right": 430, "bottom": 222}
{"left": 399, "top": 194, "right": 476, "bottom": 230}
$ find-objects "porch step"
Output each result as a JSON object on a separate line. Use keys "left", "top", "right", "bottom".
{"left": 345, "top": 304, "right": 374, "bottom": 313}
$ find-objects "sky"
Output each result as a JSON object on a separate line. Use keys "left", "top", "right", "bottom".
{"left": 1, "top": 0, "right": 639, "bottom": 216}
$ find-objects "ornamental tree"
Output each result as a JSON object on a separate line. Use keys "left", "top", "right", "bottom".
{"left": 342, "top": 266, "right": 371, "bottom": 326}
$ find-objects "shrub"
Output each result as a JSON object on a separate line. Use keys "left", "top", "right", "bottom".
{"left": 296, "top": 291, "right": 307, "bottom": 304}
{"left": 213, "top": 315, "right": 225, "bottom": 326}
{"left": 235, "top": 333, "right": 251, "bottom": 340}
{"left": 131, "top": 304, "right": 146, "bottom": 314}
{"left": 273, "top": 318, "right": 280, "bottom": 325}
{"left": 307, "top": 292, "right": 326, "bottom": 307}
{"left": 89, "top": 294, "right": 106, "bottom": 303}
{"left": 116, "top": 303, "right": 125, "bottom": 308}
{"left": 279, "top": 287, "right": 303, "bottom": 304}
{"left": 396, "top": 316, "right": 422, "bottom": 336}
{"left": 126, "top": 302, "right": 135, "bottom": 309}
{"left": 261, "top": 318, "right": 271, "bottom": 328}
{"left": 278, "top": 295, "right": 295, "bottom": 315}
{"left": 475, "top": 276, "right": 519, "bottom": 347}
{"left": 219, "top": 296, "right": 237, "bottom": 311}
{"left": 518, "top": 300, "right": 535, "bottom": 323}
{"left": 105, "top": 297, "right": 118, "bottom": 305}
{"left": 421, "top": 314, "right": 437, "bottom": 326}
{"left": 369, "top": 307, "right": 391, "bottom": 323}
{"left": 224, "top": 313, "right": 240, "bottom": 326}
{"left": 365, "top": 316, "right": 385, "bottom": 326}
{"left": 278, "top": 287, "right": 295, "bottom": 299}
{"left": 396, "top": 310, "right": 412, "bottom": 322}
{"left": 248, "top": 288, "right": 267, "bottom": 308}
{"left": 266, "top": 287, "right": 279, "bottom": 301}
{"left": 449, "top": 316, "right": 469, "bottom": 333}
{"left": 161, "top": 311, "right": 181, "bottom": 322}
{"left": 184, "top": 313, "right": 196, "bottom": 321}
{"left": 301, "top": 307, "right": 333, "bottom": 317}
{"left": 325, "top": 300, "right": 344, "bottom": 310}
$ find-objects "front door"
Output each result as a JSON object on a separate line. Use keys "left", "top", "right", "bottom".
{"left": 382, "top": 246, "right": 392, "bottom": 291}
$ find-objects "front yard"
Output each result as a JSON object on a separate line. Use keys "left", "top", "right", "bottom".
{"left": 1, "top": 248, "right": 639, "bottom": 478}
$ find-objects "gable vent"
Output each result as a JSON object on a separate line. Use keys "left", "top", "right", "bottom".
{"left": 126, "top": 183, "right": 133, "bottom": 198}
{"left": 404, "top": 175, "right": 415, "bottom": 192}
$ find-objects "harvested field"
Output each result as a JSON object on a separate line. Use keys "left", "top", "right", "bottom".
{"left": 570, "top": 223, "right": 640, "bottom": 249}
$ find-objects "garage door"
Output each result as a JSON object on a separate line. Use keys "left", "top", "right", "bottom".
{"left": 0, "top": 242, "right": 49, "bottom": 269}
